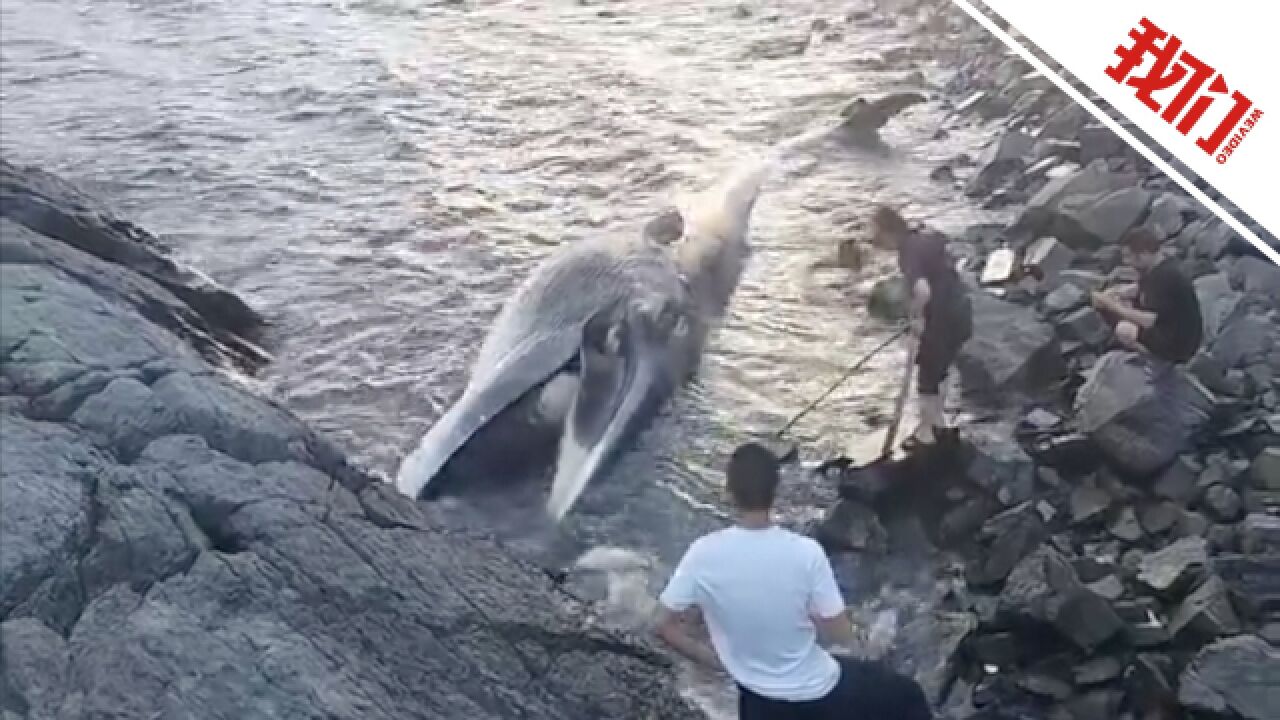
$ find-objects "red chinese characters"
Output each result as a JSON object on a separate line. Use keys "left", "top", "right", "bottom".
{"left": 1106, "top": 18, "right": 1262, "bottom": 163}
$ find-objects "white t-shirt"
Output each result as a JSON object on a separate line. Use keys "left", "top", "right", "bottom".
{"left": 658, "top": 525, "right": 846, "bottom": 702}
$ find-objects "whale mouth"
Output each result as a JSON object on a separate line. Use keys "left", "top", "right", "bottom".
{"left": 546, "top": 301, "right": 679, "bottom": 521}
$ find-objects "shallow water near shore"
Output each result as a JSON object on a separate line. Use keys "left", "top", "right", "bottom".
{"left": 4, "top": 0, "right": 1005, "bottom": 714}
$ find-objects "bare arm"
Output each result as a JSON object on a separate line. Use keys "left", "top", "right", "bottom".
{"left": 654, "top": 606, "right": 723, "bottom": 671}
{"left": 812, "top": 610, "right": 858, "bottom": 652}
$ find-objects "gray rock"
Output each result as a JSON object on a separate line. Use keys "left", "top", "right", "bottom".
{"left": 1017, "top": 160, "right": 1151, "bottom": 250}
{"left": 1129, "top": 654, "right": 1177, "bottom": 715}
{"left": 968, "top": 504, "right": 1046, "bottom": 587}
{"left": 1057, "top": 306, "right": 1111, "bottom": 347}
{"left": 867, "top": 275, "right": 908, "bottom": 321}
{"left": 1232, "top": 256, "right": 1280, "bottom": 296}
{"left": 1212, "top": 313, "right": 1275, "bottom": 369}
{"left": 1023, "top": 236, "right": 1075, "bottom": 286}
{"left": 1213, "top": 554, "right": 1280, "bottom": 618}
{"left": 1203, "top": 484, "right": 1244, "bottom": 522}
{"left": 1148, "top": 194, "right": 1191, "bottom": 239}
{"left": 1140, "top": 501, "right": 1182, "bottom": 535}
{"left": 1178, "top": 635, "right": 1280, "bottom": 720}
{"left": 1261, "top": 623, "right": 1280, "bottom": 646}
{"left": 1186, "top": 219, "right": 1235, "bottom": 260}
{"left": 1072, "top": 350, "right": 1213, "bottom": 477}
{"left": 1155, "top": 456, "right": 1200, "bottom": 502}
{"left": 1240, "top": 513, "right": 1280, "bottom": 554}
{"left": 1168, "top": 575, "right": 1242, "bottom": 643}
{"left": 1176, "top": 511, "right": 1212, "bottom": 540}
{"left": 966, "top": 130, "right": 1034, "bottom": 198}
{"left": 1073, "top": 655, "right": 1124, "bottom": 686}
{"left": 1040, "top": 104, "right": 1090, "bottom": 143}
{"left": 1070, "top": 485, "right": 1112, "bottom": 525}
{"left": 1194, "top": 272, "right": 1244, "bottom": 343}
{"left": 1138, "top": 536, "right": 1208, "bottom": 595}
{"left": 1251, "top": 446, "right": 1280, "bottom": 490}
{"left": 1077, "top": 124, "right": 1125, "bottom": 165}
{"left": 956, "top": 292, "right": 1065, "bottom": 395}
{"left": 1085, "top": 574, "right": 1124, "bottom": 602}
{"left": 999, "top": 545, "right": 1124, "bottom": 651}
{"left": 0, "top": 166, "right": 698, "bottom": 719}
{"left": 886, "top": 611, "right": 976, "bottom": 706}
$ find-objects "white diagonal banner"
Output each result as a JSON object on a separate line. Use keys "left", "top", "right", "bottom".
{"left": 955, "top": 0, "right": 1280, "bottom": 266}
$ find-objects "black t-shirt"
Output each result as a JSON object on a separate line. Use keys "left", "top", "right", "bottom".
{"left": 1136, "top": 257, "right": 1203, "bottom": 364}
{"left": 898, "top": 229, "right": 964, "bottom": 323}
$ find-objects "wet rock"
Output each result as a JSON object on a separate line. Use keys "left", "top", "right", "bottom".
{"left": 1043, "top": 282, "right": 1088, "bottom": 315}
{"left": 815, "top": 500, "right": 887, "bottom": 554}
{"left": 1057, "top": 306, "right": 1111, "bottom": 348}
{"left": 1109, "top": 506, "right": 1144, "bottom": 543}
{"left": 1187, "top": 274, "right": 1239, "bottom": 340}
{"left": 0, "top": 165, "right": 699, "bottom": 719}
{"left": 1178, "top": 635, "right": 1280, "bottom": 720}
{"left": 867, "top": 275, "right": 908, "bottom": 321}
{"left": 1251, "top": 446, "right": 1280, "bottom": 490}
{"left": 1070, "top": 485, "right": 1112, "bottom": 525}
{"left": 956, "top": 291, "right": 1065, "bottom": 395}
{"left": 1138, "top": 537, "right": 1208, "bottom": 596}
{"left": 1240, "top": 513, "right": 1280, "bottom": 554}
{"left": 1072, "top": 350, "right": 1213, "bottom": 477}
{"left": 1168, "top": 575, "right": 1242, "bottom": 643}
{"left": 1203, "top": 484, "right": 1244, "bottom": 522}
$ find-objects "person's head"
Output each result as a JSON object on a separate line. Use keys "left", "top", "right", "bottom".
{"left": 870, "top": 204, "right": 910, "bottom": 249}
{"left": 1122, "top": 226, "right": 1163, "bottom": 271}
{"left": 725, "top": 442, "right": 780, "bottom": 513}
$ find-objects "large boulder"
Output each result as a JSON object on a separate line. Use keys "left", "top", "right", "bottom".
{"left": 0, "top": 165, "right": 698, "bottom": 720}
{"left": 956, "top": 291, "right": 1065, "bottom": 398}
{"left": 1178, "top": 635, "right": 1280, "bottom": 720}
{"left": 1072, "top": 350, "right": 1214, "bottom": 477}
{"left": 997, "top": 545, "right": 1124, "bottom": 651}
{"left": 1014, "top": 160, "right": 1150, "bottom": 250}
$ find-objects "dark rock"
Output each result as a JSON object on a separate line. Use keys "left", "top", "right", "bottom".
{"left": 1057, "top": 269, "right": 1107, "bottom": 292}
{"left": 930, "top": 164, "right": 957, "bottom": 184}
{"left": 1175, "top": 511, "right": 1212, "bottom": 540}
{"left": 1261, "top": 623, "right": 1280, "bottom": 646}
{"left": 970, "top": 632, "right": 1021, "bottom": 667}
{"left": 1077, "top": 124, "right": 1126, "bottom": 165}
{"left": 1017, "top": 668, "right": 1073, "bottom": 701}
{"left": 1213, "top": 554, "right": 1280, "bottom": 618}
{"left": 1016, "top": 160, "right": 1152, "bottom": 251}
{"left": 1147, "top": 194, "right": 1191, "bottom": 239}
{"left": 642, "top": 206, "right": 684, "bottom": 244}
{"left": 1071, "top": 485, "right": 1112, "bottom": 525}
{"left": 887, "top": 611, "right": 976, "bottom": 706}
{"left": 1072, "top": 351, "right": 1213, "bottom": 477}
{"left": 956, "top": 292, "right": 1066, "bottom": 395}
{"left": 1057, "top": 307, "right": 1112, "bottom": 348}
{"left": 1168, "top": 575, "right": 1242, "bottom": 643}
{"left": 1232, "top": 256, "right": 1280, "bottom": 296}
{"left": 1065, "top": 689, "right": 1124, "bottom": 720}
{"left": 1109, "top": 506, "right": 1144, "bottom": 543}
{"left": 1178, "top": 635, "right": 1280, "bottom": 720}
{"left": 999, "top": 546, "right": 1124, "bottom": 651}
{"left": 1043, "top": 282, "right": 1088, "bottom": 315}
{"left": 1129, "top": 653, "right": 1178, "bottom": 717}
{"left": 1203, "top": 484, "right": 1244, "bottom": 523}
{"left": 968, "top": 503, "right": 1046, "bottom": 587}
{"left": 1212, "top": 313, "right": 1275, "bottom": 369}
{"left": 815, "top": 500, "right": 887, "bottom": 554}
{"left": 1022, "top": 236, "right": 1076, "bottom": 286}
{"left": 1155, "top": 456, "right": 1200, "bottom": 503}
{"left": 941, "top": 495, "right": 1001, "bottom": 544}
{"left": 1041, "top": 104, "right": 1090, "bottom": 143}
{"left": 1240, "top": 513, "right": 1280, "bottom": 554}
{"left": 1251, "top": 446, "right": 1280, "bottom": 490}
{"left": 1086, "top": 574, "right": 1125, "bottom": 602}
{"left": 0, "top": 166, "right": 698, "bottom": 719}
{"left": 1137, "top": 536, "right": 1208, "bottom": 596}
{"left": 0, "top": 162, "right": 267, "bottom": 371}
{"left": 966, "top": 130, "right": 1034, "bottom": 198}
{"left": 1073, "top": 655, "right": 1124, "bottom": 686}
{"left": 1140, "top": 501, "right": 1182, "bottom": 535}
{"left": 1194, "top": 273, "right": 1244, "bottom": 343}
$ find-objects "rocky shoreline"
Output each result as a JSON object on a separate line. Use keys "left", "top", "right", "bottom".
{"left": 810, "top": 3, "right": 1280, "bottom": 719}
{"left": 0, "top": 157, "right": 701, "bottom": 719}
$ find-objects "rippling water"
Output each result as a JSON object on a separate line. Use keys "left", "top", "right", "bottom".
{"left": 5, "top": 0, "right": 1004, "bottom": 712}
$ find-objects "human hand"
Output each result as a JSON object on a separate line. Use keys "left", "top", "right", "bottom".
{"left": 1090, "top": 291, "right": 1115, "bottom": 312}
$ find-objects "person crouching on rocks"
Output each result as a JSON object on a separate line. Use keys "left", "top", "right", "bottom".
{"left": 1090, "top": 226, "right": 1203, "bottom": 367}
{"left": 871, "top": 205, "right": 973, "bottom": 450}
{"left": 654, "top": 442, "right": 933, "bottom": 720}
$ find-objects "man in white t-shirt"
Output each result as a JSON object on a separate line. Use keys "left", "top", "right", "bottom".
{"left": 654, "top": 442, "right": 932, "bottom": 720}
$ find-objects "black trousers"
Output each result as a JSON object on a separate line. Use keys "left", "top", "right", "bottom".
{"left": 737, "top": 658, "right": 933, "bottom": 720}
{"left": 916, "top": 294, "right": 973, "bottom": 395}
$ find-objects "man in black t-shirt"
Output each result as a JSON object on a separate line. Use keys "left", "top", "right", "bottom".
{"left": 1091, "top": 227, "right": 1203, "bottom": 365}
{"left": 872, "top": 205, "right": 973, "bottom": 448}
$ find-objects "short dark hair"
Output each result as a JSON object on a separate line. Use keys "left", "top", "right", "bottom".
{"left": 871, "top": 204, "right": 910, "bottom": 237}
{"left": 726, "top": 442, "right": 780, "bottom": 511}
{"left": 1123, "top": 226, "right": 1163, "bottom": 254}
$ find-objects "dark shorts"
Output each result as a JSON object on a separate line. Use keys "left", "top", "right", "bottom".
{"left": 916, "top": 293, "right": 973, "bottom": 395}
{"left": 737, "top": 657, "right": 932, "bottom": 720}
